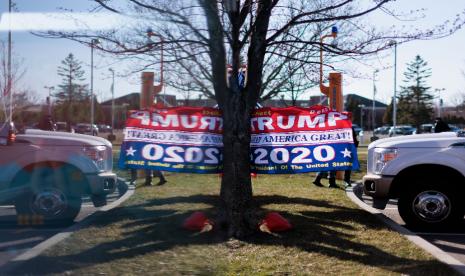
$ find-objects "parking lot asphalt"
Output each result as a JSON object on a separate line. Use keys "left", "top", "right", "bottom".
{"left": 0, "top": 189, "right": 124, "bottom": 271}
{"left": 353, "top": 184, "right": 465, "bottom": 266}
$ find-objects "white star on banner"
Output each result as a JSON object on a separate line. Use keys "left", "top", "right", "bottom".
{"left": 126, "top": 146, "right": 137, "bottom": 156}
{"left": 341, "top": 148, "right": 352, "bottom": 158}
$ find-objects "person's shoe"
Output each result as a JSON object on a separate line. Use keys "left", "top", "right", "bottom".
{"left": 328, "top": 179, "right": 338, "bottom": 188}
{"left": 344, "top": 180, "right": 352, "bottom": 187}
{"left": 144, "top": 181, "right": 153, "bottom": 186}
{"left": 312, "top": 181, "right": 324, "bottom": 187}
{"left": 156, "top": 179, "right": 167, "bottom": 186}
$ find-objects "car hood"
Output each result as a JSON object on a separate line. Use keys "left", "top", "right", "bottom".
{"left": 18, "top": 130, "right": 112, "bottom": 147}
{"left": 368, "top": 132, "right": 465, "bottom": 149}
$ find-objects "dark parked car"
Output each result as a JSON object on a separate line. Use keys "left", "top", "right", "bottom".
{"left": 98, "top": 124, "right": 112, "bottom": 133}
{"left": 55, "top": 121, "right": 68, "bottom": 132}
{"left": 75, "top": 123, "right": 99, "bottom": 136}
{"left": 418, "top": 124, "right": 433, "bottom": 134}
{"left": 352, "top": 124, "right": 362, "bottom": 136}
{"left": 388, "top": 125, "right": 416, "bottom": 137}
{"left": 449, "top": 125, "right": 462, "bottom": 133}
{"left": 374, "top": 126, "right": 390, "bottom": 135}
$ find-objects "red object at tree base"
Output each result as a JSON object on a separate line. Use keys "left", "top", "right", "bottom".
{"left": 259, "top": 212, "right": 292, "bottom": 233}
{"left": 183, "top": 211, "right": 213, "bottom": 232}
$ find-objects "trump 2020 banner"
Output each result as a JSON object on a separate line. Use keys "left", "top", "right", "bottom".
{"left": 119, "top": 107, "right": 223, "bottom": 173}
{"left": 250, "top": 106, "right": 359, "bottom": 173}
{"left": 119, "top": 105, "right": 359, "bottom": 174}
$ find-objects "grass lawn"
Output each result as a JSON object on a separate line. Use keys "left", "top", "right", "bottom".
{"left": 13, "top": 149, "right": 457, "bottom": 275}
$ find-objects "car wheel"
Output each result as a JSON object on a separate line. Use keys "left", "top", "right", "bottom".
{"left": 398, "top": 184, "right": 463, "bottom": 230}
{"left": 14, "top": 167, "right": 82, "bottom": 226}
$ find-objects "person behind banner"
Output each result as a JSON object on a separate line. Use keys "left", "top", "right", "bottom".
{"left": 147, "top": 170, "right": 167, "bottom": 186}
{"left": 313, "top": 170, "right": 337, "bottom": 188}
{"left": 130, "top": 169, "right": 167, "bottom": 186}
{"left": 344, "top": 126, "right": 359, "bottom": 187}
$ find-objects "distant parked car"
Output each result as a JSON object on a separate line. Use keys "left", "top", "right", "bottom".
{"left": 388, "top": 125, "right": 416, "bottom": 137}
{"left": 352, "top": 124, "right": 362, "bottom": 136}
{"left": 98, "top": 124, "right": 112, "bottom": 133}
{"left": 418, "top": 124, "right": 433, "bottom": 134}
{"left": 75, "top": 123, "right": 99, "bottom": 136}
{"left": 449, "top": 125, "right": 462, "bottom": 133}
{"left": 55, "top": 121, "right": 68, "bottom": 132}
{"left": 374, "top": 126, "right": 390, "bottom": 135}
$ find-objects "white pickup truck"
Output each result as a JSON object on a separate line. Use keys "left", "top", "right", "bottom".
{"left": 363, "top": 131, "right": 465, "bottom": 229}
{"left": 0, "top": 122, "right": 117, "bottom": 225}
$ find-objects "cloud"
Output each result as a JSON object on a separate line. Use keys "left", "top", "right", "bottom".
{"left": 0, "top": 12, "right": 129, "bottom": 31}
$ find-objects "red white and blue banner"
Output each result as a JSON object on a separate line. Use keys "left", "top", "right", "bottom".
{"left": 118, "top": 106, "right": 359, "bottom": 174}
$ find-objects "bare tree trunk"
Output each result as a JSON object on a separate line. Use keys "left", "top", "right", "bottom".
{"left": 219, "top": 92, "right": 254, "bottom": 238}
{"left": 200, "top": 0, "right": 272, "bottom": 238}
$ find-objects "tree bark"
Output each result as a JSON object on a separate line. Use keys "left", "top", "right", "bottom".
{"left": 219, "top": 92, "right": 255, "bottom": 238}
{"left": 200, "top": 0, "right": 274, "bottom": 238}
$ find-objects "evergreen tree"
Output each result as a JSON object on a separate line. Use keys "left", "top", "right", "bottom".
{"left": 55, "top": 53, "right": 88, "bottom": 103}
{"left": 398, "top": 55, "right": 434, "bottom": 129}
{"left": 383, "top": 99, "right": 393, "bottom": 125}
{"left": 345, "top": 96, "right": 362, "bottom": 126}
{"left": 54, "top": 53, "right": 90, "bottom": 128}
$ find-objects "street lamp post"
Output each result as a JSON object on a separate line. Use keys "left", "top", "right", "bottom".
{"left": 389, "top": 40, "right": 397, "bottom": 133}
{"left": 90, "top": 38, "right": 100, "bottom": 135}
{"left": 44, "top": 86, "right": 54, "bottom": 116}
{"left": 358, "top": 104, "right": 366, "bottom": 130}
{"left": 109, "top": 68, "right": 115, "bottom": 135}
{"left": 319, "top": 26, "right": 343, "bottom": 111}
{"left": 435, "top": 88, "right": 445, "bottom": 117}
{"left": 372, "top": 69, "right": 378, "bottom": 136}
{"left": 142, "top": 28, "right": 164, "bottom": 108}
{"left": 7, "top": 0, "right": 12, "bottom": 122}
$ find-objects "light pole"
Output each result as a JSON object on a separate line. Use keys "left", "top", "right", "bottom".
{"left": 108, "top": 68, "right": 115, "bottom": 135}
{"left": 7, "top": 0, "right": 12, "bottom": 122}
{"left": 372, "top": 69, "right": 379, "bottom": 135}
{"left": 358, "top": 104, "right": 366, "bottom": 130}
{"left": 90, "top": 38, "right": 100, "bottom": 134}
{"left": 145, "top": 28, "right": 164, "bottom": 107}
{"left": 319, "top": 26, "right": 342, "bottom": 111}
{"left": 44, "top": 86, "right": 54, "bottom": 116}
{"left": 435, "top": 88, "right": 445, "bottom": 117}
{"left": 389, "top": 40, "right": 397, "bottom": 133}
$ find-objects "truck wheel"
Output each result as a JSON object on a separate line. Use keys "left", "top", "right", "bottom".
{"left": 14, "top": 167, "right": 82, "bottom": 226}
{"left": 398, "top": 185, "right": 463, "bottom": 230}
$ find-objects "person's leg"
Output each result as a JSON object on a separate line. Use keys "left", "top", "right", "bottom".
{"left": 313, "top": 171, "right": 325, "bottom": 187}
{"left": 153, "top": 170, "right": 167, "bottom": 185}
{"left": 328, "top": 171, "right": 337, "bottom": 188}
{"left": 144, "top": 169, "right": 153, "bottom": 186}
{"left": 344, "top": 170, "right": 352, "bottom": 186}
{"left": 130, "top": 169, "right": 137, "bottom": 185}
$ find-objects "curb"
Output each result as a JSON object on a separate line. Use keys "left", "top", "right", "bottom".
{"left": 346, "top": 184, "right": 465, "bottom": 275}
{"left": 4, "top": 183, "right": 135, "bottom": 270}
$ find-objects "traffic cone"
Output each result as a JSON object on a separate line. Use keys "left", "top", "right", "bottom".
{"left": 183, "top": 211, "right": 213, "bottom": 232}
{"left": 258, "top": 212, "right": 292, "bottom": 233}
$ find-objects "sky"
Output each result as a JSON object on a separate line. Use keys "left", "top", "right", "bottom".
{"left": 1, "top": 0, "right": 465, "bottom": 109}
